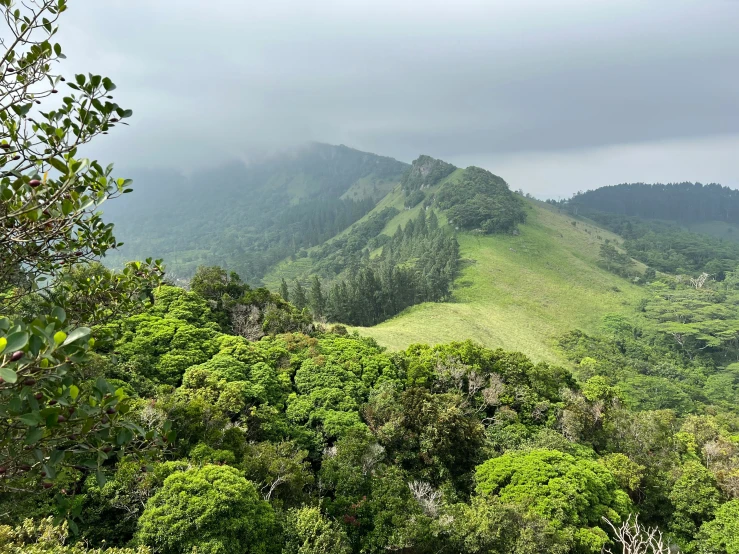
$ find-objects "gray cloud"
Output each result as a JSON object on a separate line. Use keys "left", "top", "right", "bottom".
{"left": 54, "top": 0, "right": 739, "bottom": 192}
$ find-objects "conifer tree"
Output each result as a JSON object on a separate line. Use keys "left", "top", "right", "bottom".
{"left": 309, "top": 276, "right": 326, "bottom": 318}
{"left": 292, "top": 280, "right": 308, "bottom": 310}
{"left": 280, "top": 278, "right": 290, "bottom": 302}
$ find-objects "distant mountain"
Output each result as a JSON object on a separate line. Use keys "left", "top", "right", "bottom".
{"left": 103, "top": 143, "right": 409, "bottom": 283}
{"left": 569, "top": 182, "right": 739, "bottom": 224}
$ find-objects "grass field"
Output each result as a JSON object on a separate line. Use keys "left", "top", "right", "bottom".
{"left": 350, "top": 200, "right": 645, "bottom": 362}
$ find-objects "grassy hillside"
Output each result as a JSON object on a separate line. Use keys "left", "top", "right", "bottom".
{"left": 352, "top": 200, "right": 645, "bottom": 362}
{"left": 261, "top": 169, "right": 464, "bottom": 288}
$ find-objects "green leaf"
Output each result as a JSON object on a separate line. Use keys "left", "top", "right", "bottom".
{"left": 61, "top": 198, "right": 73, "bottom": 215}
{"left": 96, "top": 468, "right": 106, "bottom": 487}
{"left": 4, "top": 331, "right": 28, "bottom": 352}
{"left": 19, "top": 412, "right": 42, "bottom": 426}
{"left": 51, "top": 307, "right": 66, "bottom": 323}
{"left": 69, "top": 384, "right": 79, "bottom": 400}
{"left": 48, "top": 157, "right": 67, "bottom": 173}
{"left": 0, "top": 367, "right": 18, "bottom": 384}
{"left": 116, "top": 427, "right": 133, "bottom": 445}
{"left": 45, "top": 412, "right": 59, "bottom": 428}
{"left": 62, "top": 327, "right": 91, "bottom": 346}
{"left": 25, "top": 427, "right": 43, "bottom": 444}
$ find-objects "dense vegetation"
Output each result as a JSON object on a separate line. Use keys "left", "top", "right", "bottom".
{"left": 3, "top": 3, "right": 739, "bottom": 554}
{"left": 590, "top": 213, "right": 739, "bottom": 278}
{"left": 278, "top": 162, "right": 526, "bottom": 326}
{"left": 322, "top": 210, "right": 459, "bottom": 325}
{"left": 308, "top": 207, "right": 400, "bottom": 277}
{"left": 570, "top": 182, "right": 739, "bottom": 224}
{"left": 437, "top": 166, "right": 527, "bottom": 234}
{"left": 546, "top": 192, "right": 739, "bottom": 279}
{"left": 6, "top": 277, "right": 739, "bottom": 553}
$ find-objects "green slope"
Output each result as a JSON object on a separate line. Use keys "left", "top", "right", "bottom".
{"left": 351, "top": 200, "right": 645, "bottom": 362}
{"left": 261, "top": 169, "right": 464, "bottom": 288}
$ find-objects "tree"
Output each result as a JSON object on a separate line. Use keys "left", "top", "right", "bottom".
{"left": 697, "top": 499, "right": 739, "bottom": 554}
{"left": 599, "top": 243, "right": 634, "bottom": 276}
{"left": 668, "top": 460, "right": 722, "bottom": 546}
{"left": 241, "top": 440, "right": 314, "bottom": 506}
{"left": 0, "top": 0, "right": 148, "bottom": 296}
{"left": 280, "top": 278, "right": 290, "bottom": 302}
{"left": 0, "top": 517, "right": 151, "bottom": 553}
{"left": 474, "top": 449, "right": 632, "bottom": 553}
{"left": 283, "top": 507, "right": 350, "bottom": 554}
{"left": 0, "top": 0, "right": 166, "bottom": 495}
{"left": 190, "top": 265, "right": 246, "bottom": 305}
{"left": 445, "top": 496, "right": 568, "bottom": 554}
{"left": 309, "top": 276, "right": 325, "bottom": 319}
{"left": 364, "top": 385, "right": 484, "bottom": 489}
{"left": 292, "top": 280, "right": 308, "bottom": 311}
{"left": 136, "top": 464, "right": 276, "bottom": 554}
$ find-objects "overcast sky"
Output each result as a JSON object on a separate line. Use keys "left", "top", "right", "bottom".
{"left": 57, "top": 0, "right": 739, "bottom": 197}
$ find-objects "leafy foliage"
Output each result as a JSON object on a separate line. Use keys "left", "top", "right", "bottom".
{"left": 436, "top": 166, "right": 526, "bottom": 234}
{"left": 136, "top": 464, "right": 277, "bottom": 554}
{"left": 697, "top": 499, "right": 739, "bottom": 554}
{"left": 0, "top": 517, "right": 150, "bottom": 553}
{"left": 475, "top": 449, "right": 631, "bottom": 553}
{"left": 0, "top": 0, "right": 167, "bottom": 504}
{"left": 324, "top": 210, "right": 459, "bottom": 326}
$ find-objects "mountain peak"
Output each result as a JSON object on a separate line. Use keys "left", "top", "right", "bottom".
{"left": 401, "top": 155, "right": 457, "bottom": 193}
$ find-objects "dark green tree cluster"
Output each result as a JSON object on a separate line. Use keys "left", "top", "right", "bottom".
{"left": 598, "top": 242, "right": 636, "bottom": 278}
{"left": 570, "top": 182, "right": 739, "bottom": 224}
{"left": 323, "top": 210, "right": 459, "bottom": 326}
{"left": 436, "top": 166, "right": 527, "bottom": 234}
{"left": 190, "top": 265, "right": 314, "bottom": 340}
{"left": 554, "top": 193, "right": 739, "bottom": 278}
{"left": 404, "top": 188, "right": 426, "bottom": 208}
{"left": 309, "top": 207, "right": 399, "bottom": 276}
{"left": 400, "top": 155, "right": 457, "bottom": 193}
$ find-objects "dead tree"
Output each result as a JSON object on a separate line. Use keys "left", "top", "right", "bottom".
{"left": 601, "top": 515, "right": 677, "bottom": 554}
